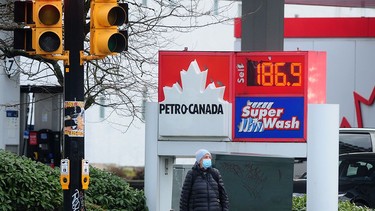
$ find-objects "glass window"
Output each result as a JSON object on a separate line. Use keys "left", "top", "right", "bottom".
{"left": 346, "top": 163, "right": 359, "bottom": 177}
{"left": 344, "top": 161, "right": 373, "bottom": 177}
{"left": 339, "top": 133, "right": 372, "bottom": 154}
{"left": 100, "top": 97, "right": 105, "bottom": 119}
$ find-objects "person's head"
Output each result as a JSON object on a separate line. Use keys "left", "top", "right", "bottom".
{"left": 195, "top": 149, "right": 212, "bottom": 169}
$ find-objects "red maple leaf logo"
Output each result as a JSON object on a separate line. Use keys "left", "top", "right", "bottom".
{"left": 340, "top": 86, "right": 375, "bottom": 128}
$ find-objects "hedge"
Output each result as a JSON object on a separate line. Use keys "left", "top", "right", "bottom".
{"left": 0, "top": 149, "right": 147, "bottom": 210}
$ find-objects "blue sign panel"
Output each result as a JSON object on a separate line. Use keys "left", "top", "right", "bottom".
{"left": 6, "top": 110, "right": 18, "bottom": 118}
{"left": 234, "top": 97, "right": 305, "bottom": 140}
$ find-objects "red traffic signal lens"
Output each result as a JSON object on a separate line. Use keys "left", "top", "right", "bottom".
{"left": 108, "top": 33, "right": 126, "bottom": 53}
{"left": 39, "top": 5, "right": 60, "bottom": 25}
{"left": 39, "top": 31, "right": 60, "bottom": 52}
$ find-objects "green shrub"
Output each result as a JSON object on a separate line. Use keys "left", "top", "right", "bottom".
{"left": 0, "top": 149, "right": 62, "bottom": 211}
{"left": 105, "top": 165, "right": 144, "bottom": 180}
{"left": 292, "top": 195, "right": 306, "bottom": 211}
{"left": 293, "top": 195, "right": 373, "bottom": 211}
{"left": 338, "top": 201, "right": 373, "bottom": 211}
{"left": 86, "top": 166, "right": 147, "bottom": 211}
{"left": 0, "top": 149, "right": 147, "bottom": 210}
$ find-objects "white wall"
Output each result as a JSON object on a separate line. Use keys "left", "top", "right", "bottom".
{"left": 85, "top": 106, "right": 146, "bottom": 166}
{"left": 285, "top": 4, "right": 375, "bottom": 17}
{"left": 284, "top": 5, "right": 375, "bottom": 128}
{"left": 0, "top": 58, "right": 20, "bottom": 152}
{"left": 285, "top": 38, "right": 375, "bottom": 127}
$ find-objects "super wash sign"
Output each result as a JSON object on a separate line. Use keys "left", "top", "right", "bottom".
{"left": 234, "top": 96, "right": 305, "bottom": 142}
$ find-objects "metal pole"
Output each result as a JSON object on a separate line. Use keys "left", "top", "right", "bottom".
{"left": 63, "top": 0, "right": 85, "bottom": 209}
{"left": 241, "top": 0, "right": 284, "bottom": 51}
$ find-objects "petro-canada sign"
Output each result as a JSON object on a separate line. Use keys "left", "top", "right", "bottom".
{"left": 158, "top": 51, "right": 326, "bottom": 142}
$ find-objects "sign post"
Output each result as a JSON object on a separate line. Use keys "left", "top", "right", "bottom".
{"left": 151, "top": 51, "right": 326, "bottom": 210}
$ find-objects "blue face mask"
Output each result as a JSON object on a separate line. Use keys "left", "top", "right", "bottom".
{"left": 202, "top": 159, "right": 212, "bottom": 169}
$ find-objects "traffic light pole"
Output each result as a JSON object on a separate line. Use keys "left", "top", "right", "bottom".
{"left": 63, "top": 0, "right": 85, "bottom": 210}
{"left": 14, "top": 0, "right": 128, "bottom": 209}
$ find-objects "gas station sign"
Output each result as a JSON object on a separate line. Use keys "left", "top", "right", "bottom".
{"left": 234, "top": 52, "right": 326, "bottom": 142}
{"left": 158, "top": 51, "right": 326, "bottom": 142}
{"left": 158, "top": 52, "right": 232, "bottom": 138}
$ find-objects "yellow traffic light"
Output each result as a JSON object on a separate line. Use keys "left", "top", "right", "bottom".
{"left": 90, "top": 0, "right": 128, "bottom": 56}
{"left": 13, "top": 0, "right": 63, "bottom": 55}
{"left": 33, "top": 0, "right": 63, "bottom": 54}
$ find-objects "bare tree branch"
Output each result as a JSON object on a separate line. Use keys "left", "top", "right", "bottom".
{"left": 0, "top": 0, "right": 237, "bottom": 131}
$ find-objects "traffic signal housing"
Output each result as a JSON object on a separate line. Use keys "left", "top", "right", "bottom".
{"left": 13, "top": 0, "right": 63, "bottom": 55}
{"left": 90, "top": 0, "right": 128, "bottom": 56}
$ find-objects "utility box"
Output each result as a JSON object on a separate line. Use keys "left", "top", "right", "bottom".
{"left": 213, "top": 153, "right": 294, "bottom": 211}
{"left": 171, "top": 164, "right": 193, "bottom": 211}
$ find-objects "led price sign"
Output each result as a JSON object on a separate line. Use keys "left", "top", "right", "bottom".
{"left": 247, "top": 61, "right": 302, "bottom": 87}
{"left": 234, "top": 51, "right": 326, "bottom": 142}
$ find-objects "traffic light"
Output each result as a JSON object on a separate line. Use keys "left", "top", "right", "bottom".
{"left": 14, "top": 1, "right": 34, "bottom": 53}
{"left": 90, "top": 0, "right": 128, "bottom": 56}
{"left": 13, "top": 0, "right": 63, "bottom": 55}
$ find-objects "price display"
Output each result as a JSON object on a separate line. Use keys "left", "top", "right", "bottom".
{"left": 247, "top": 61, "right": 302, "bottom": 87}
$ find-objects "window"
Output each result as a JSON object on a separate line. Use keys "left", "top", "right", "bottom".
{"left": 339, "top": 133, "right": 372, "bottom": 154}
{"left": 99, "top": 97, "right": 105, "bottom": 119}
{"left": 343, "top": 161, "right": 373, "bottom": 178}
{"left": 214, "top": 0, "right": 219, "bottom": 15}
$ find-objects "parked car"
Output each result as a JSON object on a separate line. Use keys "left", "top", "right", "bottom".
{"left": 293, "top": 152, "right": 375, "bottom": 208}
{"left": 293, "top": 128, "right": 375, "bottom": 178}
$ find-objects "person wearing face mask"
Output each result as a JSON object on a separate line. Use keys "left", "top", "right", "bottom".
{"left": 180, "top": 149, "right": 229, "bottom": 211}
